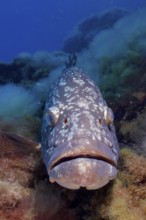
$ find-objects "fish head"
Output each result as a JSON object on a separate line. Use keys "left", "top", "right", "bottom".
{"left": 42, "top": 103, "right": 119, "bottom": 190}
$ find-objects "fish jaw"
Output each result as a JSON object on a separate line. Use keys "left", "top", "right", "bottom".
{"left": 47, "top": 138, "right": 118, "bottom": 172}
{"left": 49, "top": 158, "right": 117, "bottom": 190}
{"left": 46, "top": 139, "right": 118, "bottom": 190}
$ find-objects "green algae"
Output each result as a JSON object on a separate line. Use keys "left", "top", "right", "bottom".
{"left": 98, "top": 41, "right": 146, "bottom": 105}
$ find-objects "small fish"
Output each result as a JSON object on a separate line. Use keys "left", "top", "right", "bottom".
{"left": 41, "top": 66, "right": 119, "bottom": 190}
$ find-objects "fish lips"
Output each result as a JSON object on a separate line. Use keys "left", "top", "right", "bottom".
{"left": 49, "top": 158, "right": 117, "bottom": 189}
{"left": 47, "top": 139, "right": 118, "bottom": 190}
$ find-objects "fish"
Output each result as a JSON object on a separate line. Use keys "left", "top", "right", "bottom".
{"left": 41, "top": 66, "right": 119, "bottom": 190}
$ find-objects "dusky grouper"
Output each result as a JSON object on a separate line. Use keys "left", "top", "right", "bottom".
{"left": 41, "top": 66, "right": 119, "bottom": 190}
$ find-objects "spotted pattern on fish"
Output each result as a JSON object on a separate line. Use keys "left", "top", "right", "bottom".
{"left": 41, "top": 67, "right": 119, "bottom": 190}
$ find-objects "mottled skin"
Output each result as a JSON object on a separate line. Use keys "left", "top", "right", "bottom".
{"left": 41, "top": 67, "right": 119, "bottom": 190}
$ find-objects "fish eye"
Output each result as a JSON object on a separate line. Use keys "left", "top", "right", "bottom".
{"left": 103, "top": 106, "right": 114, "bottom": 127}
{"left": 45, "top": 106, "right": 60, "bottom": 127}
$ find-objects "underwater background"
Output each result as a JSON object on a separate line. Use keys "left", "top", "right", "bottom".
{"left": 0, "top": 0, "right": 146, "bottom": 62}
{"left": 0, "top": 0, "right": 146, "bottom": 220}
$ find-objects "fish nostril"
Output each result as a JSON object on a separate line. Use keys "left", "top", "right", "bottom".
{"left": 63, "top": 117, "right": 69, "bottom": 129}
{"left": 99, "top": 118, "right": 102, "bottom": 125}
{"left": 64, "top": 117, "right": 68, "bottom": 124}
{"left": 107, "top": 124, "right": 112, "bottom": 131}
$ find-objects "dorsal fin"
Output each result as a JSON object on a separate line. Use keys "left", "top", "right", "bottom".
{"left": 65, "top": 53, "right": 78, "bottom": 68}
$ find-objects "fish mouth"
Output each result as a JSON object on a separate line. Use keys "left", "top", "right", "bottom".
{"left": 49, "top": 157, "right": 117, "bottom": 190}
{"left": 50, "top": 154, "right": 117, "bottom": 171}
{"left": 47, "top": 139, "right": 118, "bottom": 173}
{"left": 47, "top": 140, "right": 118, "bottom": 190}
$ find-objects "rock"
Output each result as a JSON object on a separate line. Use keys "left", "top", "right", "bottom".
{"left": 62, "top": 9, "right": 129, "bottom": 53}
{"left": 0, "top": 128, "right": 146, "bottom": 220}
{"left": 0, "top": 132, "right": 75, "bottom": 220}
{"left": 0, "top": 51, "right": 68, "bottom": 85}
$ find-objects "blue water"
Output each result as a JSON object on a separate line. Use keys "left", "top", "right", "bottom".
{"left": 0, "top": 0, "right": 146, "bottom": 62}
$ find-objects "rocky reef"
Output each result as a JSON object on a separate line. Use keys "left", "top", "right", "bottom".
{"left": 62, "top": 8, "right": 129, "bottom": 53}
{"left": 0, "top": 132, "right": 145, "bottom": 220}
{"left": 0, "top": 50, "right": 146, "bottom": 219}
{"left": 0, "top": 51, "right": 68, "bottom": 85}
